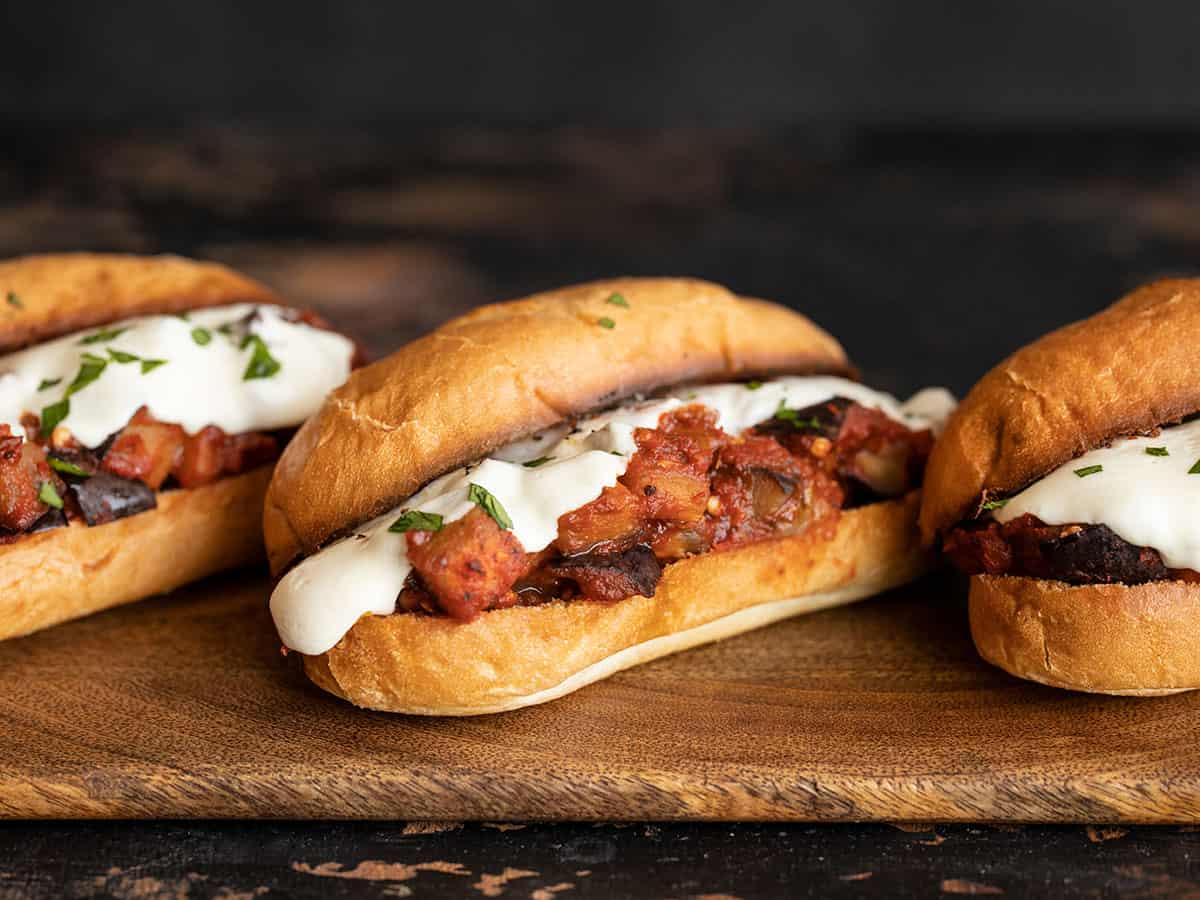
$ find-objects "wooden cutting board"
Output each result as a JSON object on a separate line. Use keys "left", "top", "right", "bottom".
{"left": 1, "top": 570, "right": 1197, "bottom": 822}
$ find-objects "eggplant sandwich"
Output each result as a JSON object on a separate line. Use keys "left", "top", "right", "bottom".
{"left": 0, "top": 253, "right": 360, "bottom": 640}
{"left": 923, "top": 278, "right": 1200, "bottom": 695}
{"left": 266, "top": 278, "right": 955, "bottom": 714}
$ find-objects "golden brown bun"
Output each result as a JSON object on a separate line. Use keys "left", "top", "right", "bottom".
{"left": 920, "top": 278, "right": 1200, "bottom": 544}
{"left": 0, "top": 252, "right": 281, "bottom": 353}
{"left": 0, "top": 466, "right": 271, "bottom": 641}
{"left": 264, "top": 277, "right": 851, "bottom": 573}
{"left": 303, "top": 493, "right": 930, "bottom": 715}
{"left": 969, "top": 574, "right": 1200, "bottom": 695}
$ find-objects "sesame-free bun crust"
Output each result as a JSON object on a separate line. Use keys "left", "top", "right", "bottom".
{"left": 304, "top": 493, "right": 929, "bottom": 715}
{"left": 0, "top": 252, "right": 281, "bottom": 353}
{"left": 969, "top": 574, "right": 1200, "bottom": 695}
{"left": 264, "top": 277, "right": 851, "bottom": 574}
{"left": 0, "top": 467, "right": 271, "bottom": 642}
{"left": 920, "top": 278, "right": 1200, "bottom": 544}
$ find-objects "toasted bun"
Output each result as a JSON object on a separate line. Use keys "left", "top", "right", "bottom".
{"left": 301, "top": 493, "right": 929, "bottom": 715}
{"left": 0, "top": 252, "right": 281, "bottom": 353}
{"left": 0, "top": 467, "right": 271, "bottom": 641}
{"left": 920, "top": 278, "right": 1200, "bottom": 544}
{"left": 264, "top": 277, "right": 851, "bottom": 574}
{"left": 969, "top": 574, "right": 1200, "bottom": 695}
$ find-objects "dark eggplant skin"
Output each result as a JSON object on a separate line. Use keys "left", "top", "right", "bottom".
{"left": 754, "top": 395, "right": 853, "bottom": 441}
{"left": 549, "top": 545, "right": 663, "bottom": 602}
{"left": 68, "top": 472, "right": 156, "bottom": 526}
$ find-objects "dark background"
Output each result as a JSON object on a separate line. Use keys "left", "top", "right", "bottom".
{"left": 3, "top": 5, "right": 1200, "bottom": 896}
{"left": 2, "top": 2, "right": 1199, "bottom": 398}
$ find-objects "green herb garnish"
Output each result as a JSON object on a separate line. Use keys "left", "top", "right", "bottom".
{"left": 6, "top": 292, "right": 22, "bottom": 309}
{"left": 140, "top": 359, "right": 167, "bottom": 374}
{"left": 773, "top": 399, "right": 821, "bottom": 430}
{"left": 468, "top": 483, "right": 512, "bottom": 529}
{"left": 78, "top": 326, "right": 129, "bottom": 345}
{"left": 746, "top": 380, "right": 764, "bottom": 390}
{"left": 1145, "top": 447, "right": 1169, "bottom": 457}
{"left": 1189, "top": 459, "right": 1200, "bottom": 475}
{"left": 40, "top": 354, "right": 109, "bottom": 436}
{"left": 605, "top": 293, "right": 629, "bottom": 308}
{"left": 107, "top": 348, "right": 139, "bottom": 364}
{"left": 191, "top": 327, "right": 212, "bottom": 346}
{"left": 981, "top": 498, "right": 1008, "bottom": 511}
{"left": 39, "top": 399, "right": 70, "bottom": 436}
{"left": 597, "top": 317, "right": 616, "bottom": 330}
{"left": 38, "top": 481, "right": 63, "bottom": 509}
{"left": 522, "top": 456, "right": 555, "bottom": 468}
{"left": 1074, "top": 464, "right": 1103, "bottom": 478}
{"left": 388, "top": 510, "right": 445, "bottom": 533}
{"left": 37, "top": 378, "right": 61, "bottom": 392}
{"left": 241, "top": 334, "right": 281, "bottom": 380}
{"left": 48, "top": 456, "right": 90, "bottom": 478}
{"left": 68, "top": 355, "right": 108, "bottom": 394}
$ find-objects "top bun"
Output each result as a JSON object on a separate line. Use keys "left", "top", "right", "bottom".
{"left": 920, "top": 278, "right": 1200, "bottom": 544}
{"left": 0, "top": 253, "right": 281, "bottom": 354}
{"left": 263, "top": 277, "right": 851, "bottom": 573}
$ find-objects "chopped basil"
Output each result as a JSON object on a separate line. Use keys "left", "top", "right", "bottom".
{"left": 388, "top": 510, "right": 444, "bottom": 533}
{"left": 140, "top": 358, "right": 167, "bottom": 374}
{"left": 67, "top": 355, "right": 107, "bottom": 396}
{"left": 191, "top": 327, "right": 212, "bottom": 346}
{"left": 597, "top": 316, "right": 616, "bottom": 330}
{"left": 981, "top": 498, "right": 1008, "bottom": 511}
{"left": 605, "top": 292, "right": 630, "bottom": 308}
{"left": 107, "top": 348, "right": 139, "bottom": 364}
{"left": 609, "top": 449, "right": 623, "bottom": 456}
{"left": 1073, "top": 464, "right": 1103, "bottom": 478}
{"left": 40, "top": 354, "right": 109, "bottom": 436}
{"left": 1190, "top": 459, "right": 1200, "bottom": 475}
{"left": 39, "top": 399, "right": 70, "bottom": 436}
{"left": 1145, "top": 446, "right": 1169, "bottom": 457}
{"left": 241, "top": 334, "right": 281, "bottom": 380}
{"left": 522, "top": 456, "right": 555, "bottom": 468}
{"left": 468, "top": 483, "right": 512, "bottom": 529}
{"left": 746, "top": 380, "right": 764, "bottom": 390}
{"left": 6, "top": 291, "right": 22, "bottom": 309}
{"left": 217, "top": 323, "right": 235, "bottom": 336}
{"left": 78, "top": 326, "right": 129, "bottom": 345}
{"left": 48, "top": 456, "right": 90, "bottom": 478}
{"left": 38, "top": 481, "right": 63, "bottom": 509}
{"left": 37, "top": 377, "right": 61, "bottom": 392}
{"left": 774, "top": 399, "right": 821, "bottom": 430}
{"left": 68, "top": 355, "right": 108, "bottom": 394}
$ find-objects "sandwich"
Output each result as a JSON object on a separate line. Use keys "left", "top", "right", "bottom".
{"left": 266, "top": 278, "right": 955, "bottom": 714}
{"left": 0, "top": 253, "right": 360, "bottom": 640}
{"left": 921, "top": 278, "right": 1200, "bottom": 695}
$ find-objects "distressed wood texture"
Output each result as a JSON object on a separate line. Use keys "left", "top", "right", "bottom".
{"left": 1, "top": 570, "right": 1197, "bottom": 822}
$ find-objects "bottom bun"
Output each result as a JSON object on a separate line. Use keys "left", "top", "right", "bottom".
{"left": 969, "top": 574, "right": 1200, "bottom": 695}
{"left": 0, "top": 466, "right": 272, "bottom": 641}
{"left": 303, "top": 492, "right": 931, "bottom": 715}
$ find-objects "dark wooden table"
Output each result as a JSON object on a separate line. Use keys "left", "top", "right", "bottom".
{"left": 1, "top": 126, "right": 1198, "bottom": 897}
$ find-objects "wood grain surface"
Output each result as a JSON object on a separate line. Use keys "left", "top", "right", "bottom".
{"left": 1, "top": 569, "right": 1197, "bottom": 822}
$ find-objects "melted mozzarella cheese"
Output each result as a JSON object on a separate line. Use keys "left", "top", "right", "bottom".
{"left": 271, "top": 376, "right": 955, "bottom": 655}
{"left": 995, "top": 418, "right": 1200, "bottom": 570}
{"left": 0, "top": 304, "right": 355, "bottom": 446}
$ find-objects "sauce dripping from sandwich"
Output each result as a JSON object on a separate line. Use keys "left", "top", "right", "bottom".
{"left": 270, "top": 376, "right": 955, "bottom": 656}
